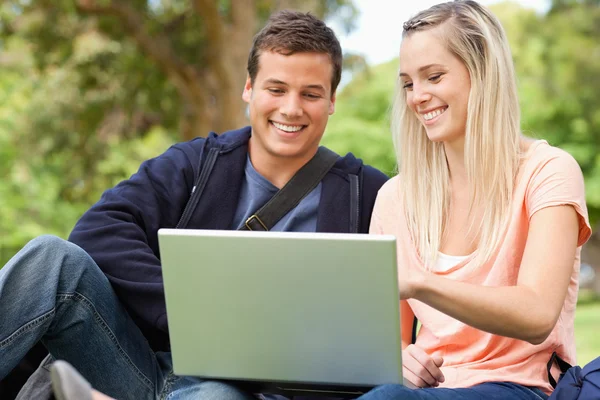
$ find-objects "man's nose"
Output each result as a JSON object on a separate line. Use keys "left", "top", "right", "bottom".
{"left": 279, "top": 96, "right": 303, "bottom": 118}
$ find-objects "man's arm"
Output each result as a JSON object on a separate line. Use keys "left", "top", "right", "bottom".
{"left": 68, "top": 140, "right": 203, "bottom": 334}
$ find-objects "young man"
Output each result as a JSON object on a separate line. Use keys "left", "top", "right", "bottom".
{"left": 1, "top": 10, "right": 388, "bottom": 400}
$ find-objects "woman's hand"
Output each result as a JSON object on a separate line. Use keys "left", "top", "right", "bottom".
{"left": 402, "top": 344, "right": 445, "bottom": 388}
{"left": 398, "top": 265, "right": 425, "bottom": 300}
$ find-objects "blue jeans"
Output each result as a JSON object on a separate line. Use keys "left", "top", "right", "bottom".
{"left": 254, "top": 381, "right": 548, "bottom": 400}
{"left": 356, "top": 382, "right": 548, "bottom": 399}
{"left": 0, "top": 235, "right": 255, "bottom": 400}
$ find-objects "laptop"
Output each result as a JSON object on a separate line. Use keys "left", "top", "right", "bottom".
{"left": 158, "top": 229, "right": 403, "bottom": 398}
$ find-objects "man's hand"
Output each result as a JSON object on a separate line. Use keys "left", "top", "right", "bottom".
{"left": 402, "top": 344, "right": 445, "bottom": 388}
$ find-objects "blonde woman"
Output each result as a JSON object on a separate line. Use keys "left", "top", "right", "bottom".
{"left": 362, "top": 1, "right": 591, "bottom": 399}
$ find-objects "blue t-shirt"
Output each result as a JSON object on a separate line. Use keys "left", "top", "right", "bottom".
{"left": 231, "top": 156, "right": 320, "bottom": 232}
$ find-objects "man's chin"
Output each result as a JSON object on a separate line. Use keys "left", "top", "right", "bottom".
{"left": 266, "top": 143, "right": 315, "bottom": 160}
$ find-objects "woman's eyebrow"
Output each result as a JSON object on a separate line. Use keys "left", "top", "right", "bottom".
{"left": 399, "top": 63, "right": 446, "bottom": 77}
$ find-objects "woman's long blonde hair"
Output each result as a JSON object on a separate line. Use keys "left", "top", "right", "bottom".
{"left": 393, "top": 0, "right": 521, "bottom": 267}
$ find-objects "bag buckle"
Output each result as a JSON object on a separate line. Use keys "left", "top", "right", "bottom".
{"left": 245, "top": 215, "right": 268, "bottom": 231}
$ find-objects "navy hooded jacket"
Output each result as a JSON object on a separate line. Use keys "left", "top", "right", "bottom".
{"left": 68, "top": 126, "right": 389, "bottom": 350}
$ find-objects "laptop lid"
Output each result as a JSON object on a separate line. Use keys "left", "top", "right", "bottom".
{"left": 158, "top": 229, "right": 402, "bottom": 396}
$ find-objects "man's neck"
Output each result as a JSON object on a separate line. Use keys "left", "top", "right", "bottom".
{"left": 248, "top": 144, "right": 317, "bottom": 189}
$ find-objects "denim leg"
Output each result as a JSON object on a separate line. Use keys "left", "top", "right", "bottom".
{"left": 0, "top": 235, "right": 164, "bottom": 400}
{"left": 356, "top": 382, "right": 548, "bottom": 400}
{"left": 163, "top": 375, "right": 259, "bottom": 400}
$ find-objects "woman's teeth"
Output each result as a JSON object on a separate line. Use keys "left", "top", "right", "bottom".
{"left": 423, "top": 108, "right": 446, "bottom": 121}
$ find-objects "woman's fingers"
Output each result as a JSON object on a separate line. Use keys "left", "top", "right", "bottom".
{"left": 403, "top": 345, "right": 445, "bottom": 387}
{"left": 403, "top": 357, "right": 438, "bottom": 387}
{"left": 432, "top": 354, "right": 444, "bottom": 368}
{"left": 402, "top": 367, "right": 430, "bottom": 388}
{"left": 407, "top": 345, "right": 445, "bottom": 382}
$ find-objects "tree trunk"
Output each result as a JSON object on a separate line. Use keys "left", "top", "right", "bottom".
{"left": 76, "top": 0, "right": 334, "bottom": 141}
{"left": 180, "top": 95, "right": 214, "bottom": 142}
{"left": 192, "top": 0, "right": 255, "bottom": 137}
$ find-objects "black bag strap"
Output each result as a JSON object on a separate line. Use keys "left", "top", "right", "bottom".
{"left": 547, "top": 351, "right": 573, "bottom": 388}
{"left": 348, "top": 173, "right": 360, "bottom": 233}
{"left": 240, "top": 147, "right": 339, "bottom": 231}
{"left": 176, "top": 147, "right": 219, "bottom": 229}
{"left": 411, "top": 316, "right": 419, "bottom": 344}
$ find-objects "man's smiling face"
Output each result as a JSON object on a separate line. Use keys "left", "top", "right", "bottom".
{"left": 243, "top": 50, "right": 336, "bottom": 165}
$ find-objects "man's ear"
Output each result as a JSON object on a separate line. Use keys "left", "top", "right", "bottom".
{"left": 329, "top": 92, "right": 336, "bottom": 115}
{"left": 242, "top": 76, "right": 252, "bottom": 103}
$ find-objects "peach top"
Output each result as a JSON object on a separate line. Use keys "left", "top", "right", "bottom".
{"left": 370, "top": 141, "right": 592, "bottom": 394}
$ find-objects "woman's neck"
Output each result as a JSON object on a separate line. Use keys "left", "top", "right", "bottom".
{"left": 443, "top": 138, "right": 467, "bottom": 187}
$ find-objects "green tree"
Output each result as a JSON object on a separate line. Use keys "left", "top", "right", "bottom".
{"left": 1, "top": 0, "right": 358, "bottom": 141}
{"left": 323, "top": 60, "right": 397, "bottom": 176}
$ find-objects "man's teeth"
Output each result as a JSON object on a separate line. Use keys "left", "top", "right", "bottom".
{"left": 423, "top": 108, "right": 446, "bottom": 121}
{"left": 272, "top": 122, "right": 303, "bottom": 132}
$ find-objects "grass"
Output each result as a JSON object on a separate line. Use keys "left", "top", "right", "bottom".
{"left": 575, "top": 293, "right": 600, "bottom": 366}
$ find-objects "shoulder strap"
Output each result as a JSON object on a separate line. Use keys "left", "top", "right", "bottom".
{"left": 547, "top": 351, "right": 573, "bottom": 388}
{"left": 176, "top": 147, "right": 219, "bottom": 229}
{"left": 240, "top": 147, "right": 339, "bottom": 231}
{"left": 348, "top": 173, "right": 360, "bottom": 233}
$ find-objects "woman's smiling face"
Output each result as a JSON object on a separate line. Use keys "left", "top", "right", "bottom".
{"left": 399, "top": 26, "right": 471, "bottom": 146}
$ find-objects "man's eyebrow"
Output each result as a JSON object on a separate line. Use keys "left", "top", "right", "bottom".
{"left": 399, "top": 63, "right": 446, "bottom": 77}
{"left": 264, "top": 79, "right": 326, "bottom": 92}
{"left": 304, "top": 84, "right": 326, "bottom": 92}
{"left": 265, "top": 78, "right": 287, "bottom": 85}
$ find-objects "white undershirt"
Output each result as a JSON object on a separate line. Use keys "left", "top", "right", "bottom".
{"left": 433, "top": 252, "right": 469, "bottom": 272}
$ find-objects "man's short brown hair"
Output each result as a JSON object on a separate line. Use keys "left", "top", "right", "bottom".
{"left": 247, "top": 10, "right": 343, "bottom": 95}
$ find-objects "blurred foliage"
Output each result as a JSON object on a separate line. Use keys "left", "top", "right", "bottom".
{"left": 1, "top": 0, "right": 600, "bottom": 266}
{"left": 0, "top": 0, "right": 358, "bottom": 141}
{"left": 0, "top": 56, "right": 174, "bottom": 247}
{"left": 323, "top": 59, "right": 397, "bottom": 176}
{"left": 574, "top": 298, "right": 600, "bottom": 365}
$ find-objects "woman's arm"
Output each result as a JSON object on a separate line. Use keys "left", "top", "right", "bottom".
{"left": 405, "top": 205, "right": 579, "bottom": 344}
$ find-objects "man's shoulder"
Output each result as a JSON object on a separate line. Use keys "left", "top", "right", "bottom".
{"left": 157, "top": 126, "right": 250, "bottom": 174}
{"left": 208, "top": 126, "right": 252, "bottom": 152}
{"left": 172, "top": 126, "right": 252, "bottom": 153}
{"left": 362, "top": 163, "right": 390, "bottom": 183}
{"left": 325, "top": 147, "right": 388, "bottom": 181}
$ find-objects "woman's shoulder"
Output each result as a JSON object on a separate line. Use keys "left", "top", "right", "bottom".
{"left": 520, "top": 138, "right": 591, "bottom": 247}
{"left": 520, "top": 138, "right": 583, "bottom": 178}
{"left": 376, "top": 175, "right": 403, "bottom": 202}
{"left": 371, "top": 176, "right": 404, "bottom": 220}
{"left": 371, "top": 175, "right": 408, "bottom": 233}
{"left": 522, "top": 138, "right": 577, "bottom": 161}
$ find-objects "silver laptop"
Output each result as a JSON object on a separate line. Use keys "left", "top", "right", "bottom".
{"left": 158, "top": 229, "right": 403, "bottom": 397}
